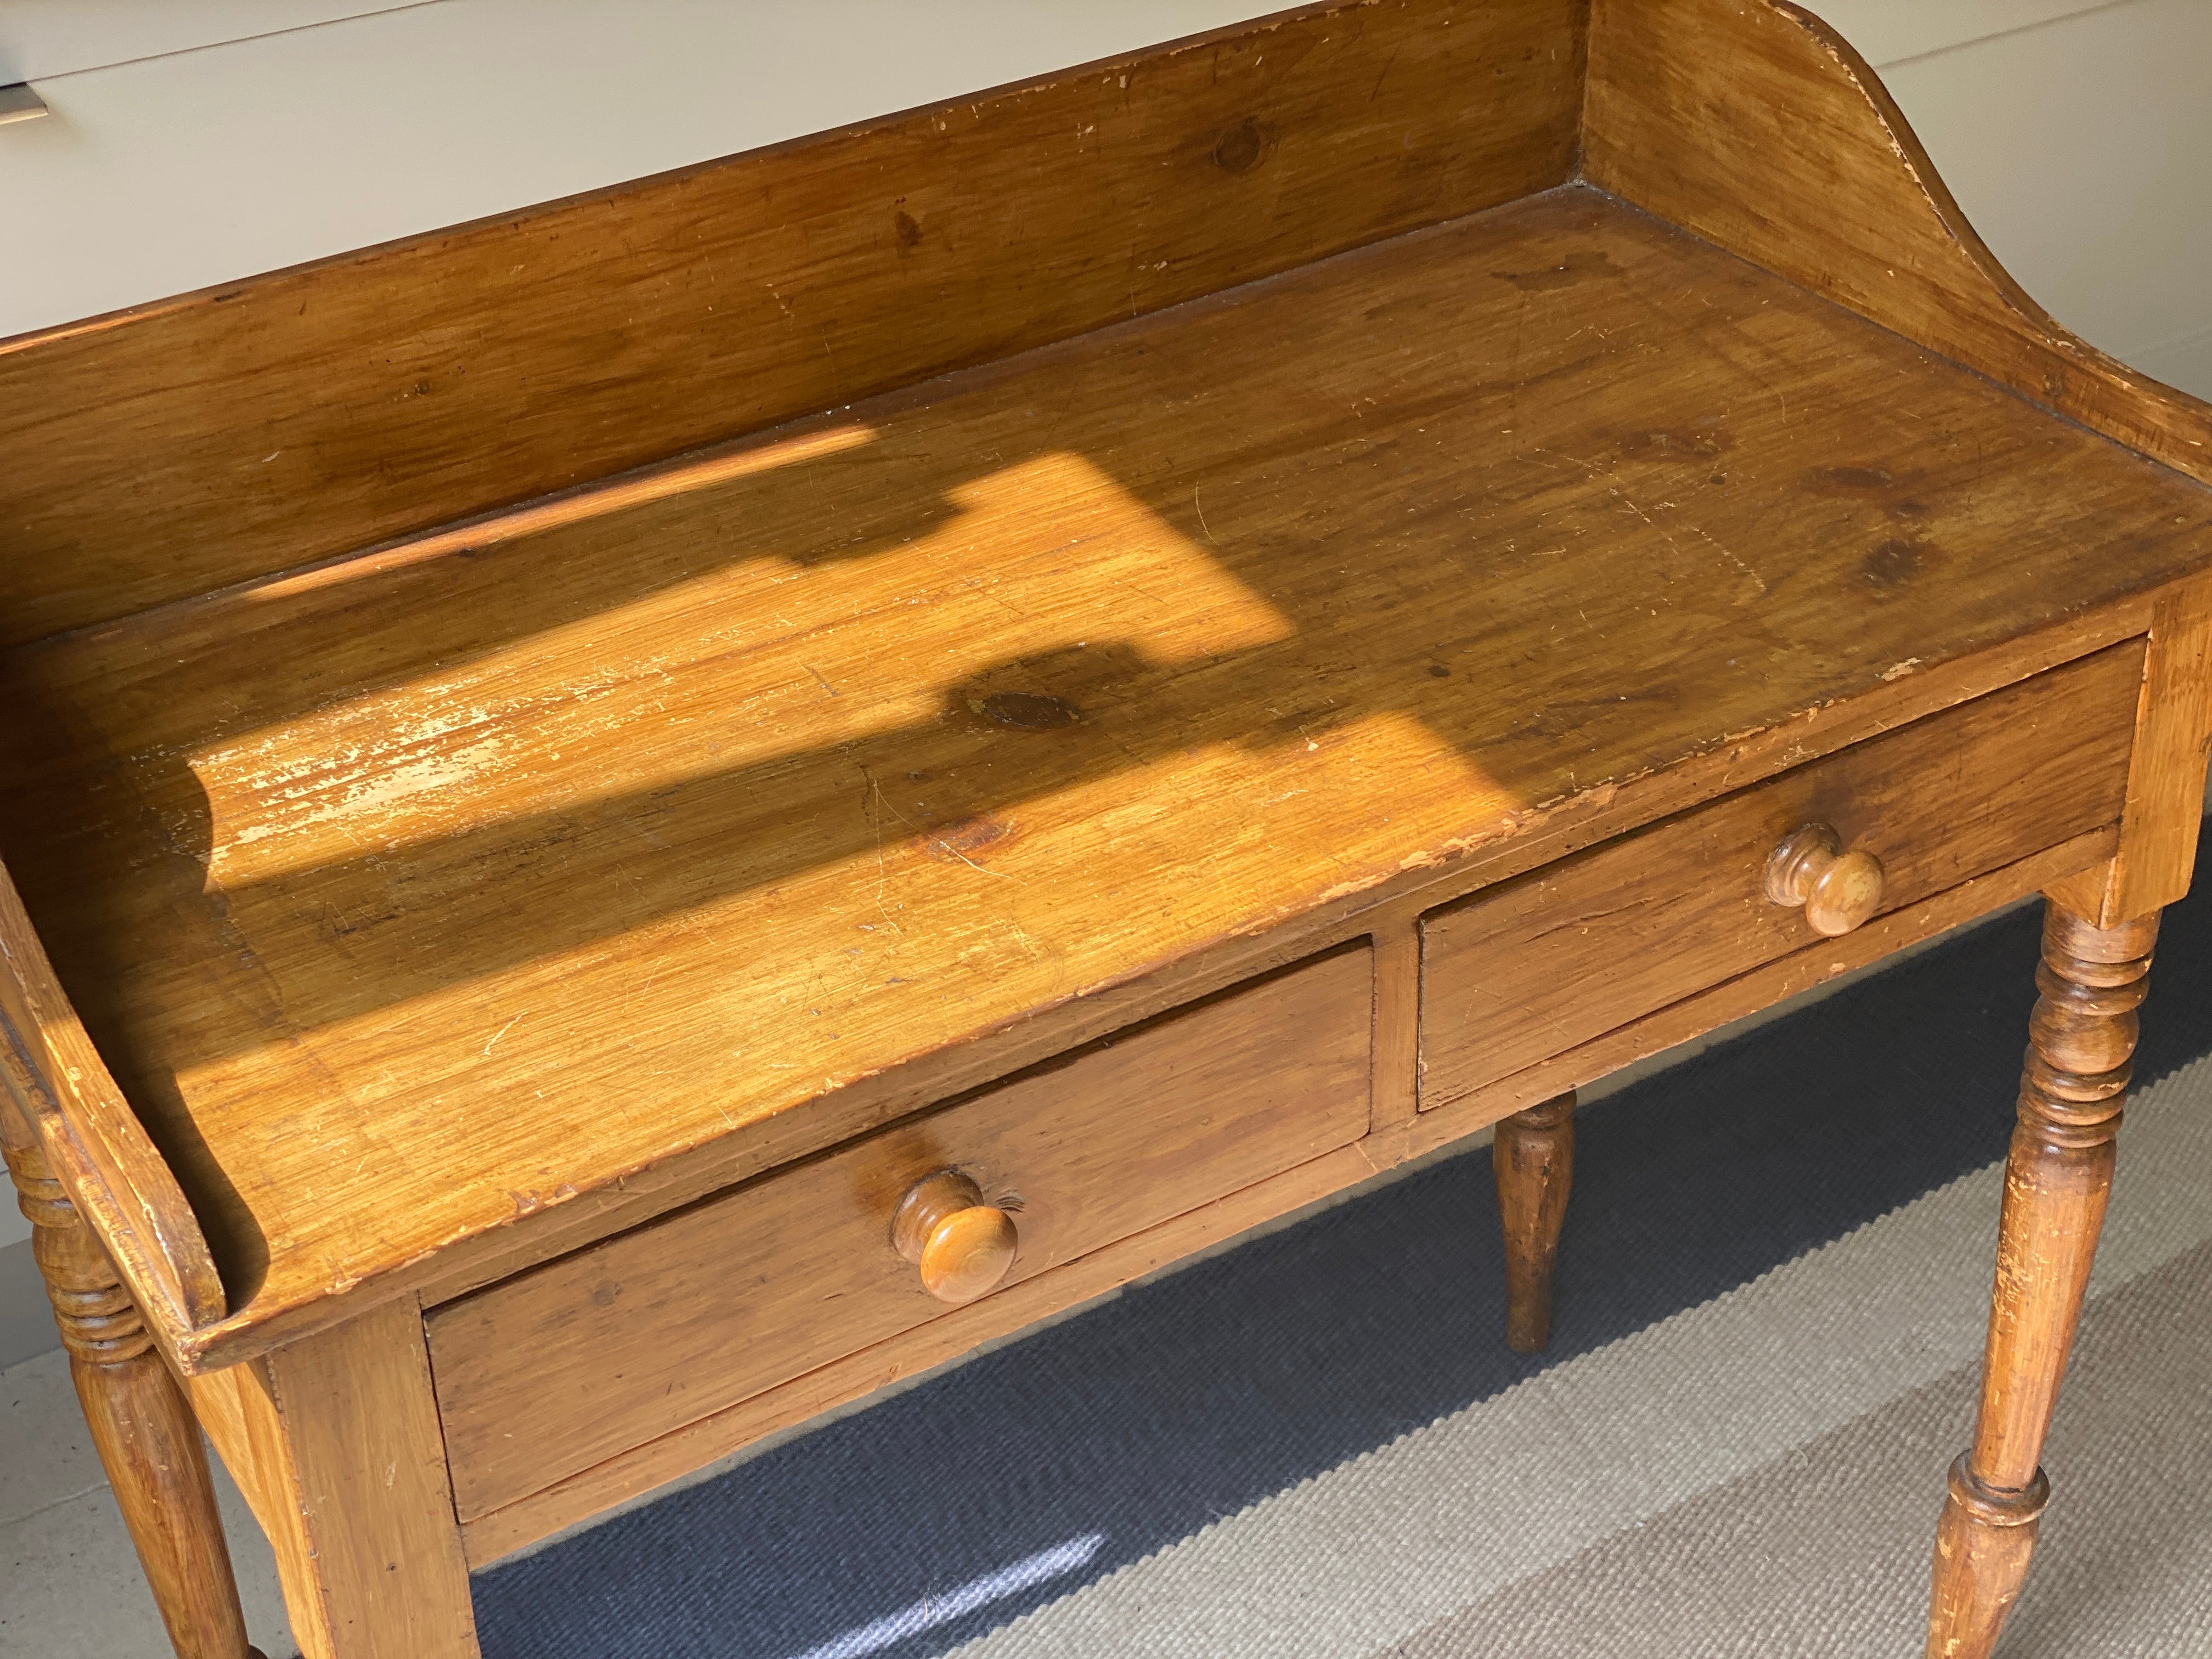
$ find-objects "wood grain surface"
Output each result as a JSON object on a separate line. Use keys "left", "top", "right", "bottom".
{"left": 2047, "top": 578, "right": 2212, "bottom": 924}
{"left": 4, "top": 4, "right": 2209, "bottom": 1639}
{"left": 1585, "top": 0, "right": 2212, "bottom": 489}
{"left": 191, "top": 1301, "right": 477, "bottom": 1659}
{"left": 0, "top": 859, "right": 225, "bottom": 1347}
{"left": 460, "top": 827, "right": 2118, "bottom": 1567}
{"left": 456, "top": 1137, "right": 1388, "bottom": 1564}
{"left": 369, "top": 604, "right": 2175, "bottom": 1325}
{"left": 1419, "top": 642, "right": 2144, "bottom": 1110}
{"left": 1393, "top": 830, "right": 2120, "bottom": 1157}
{"left": 0, "top": 0, "right": 1584, "bottom": 647}
{"left": 1925, "top": 902, "right": 2158, "bottom": 1659}
{"left": 3, "top": 186, "right": 2208, "bottom": 1360}
{"left": 1, "top": 1094, "right": 262, "bottom": 1659}
{"left": 428, "top": 944, "right": 1369, "bottom": 1520}
{"left": 1493, "top": 1092, "right": 1574, "bottom": 1353}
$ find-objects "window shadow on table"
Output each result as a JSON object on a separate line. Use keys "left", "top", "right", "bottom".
{"left": 2, "top": 218, "right": 2123, "bottom": 1312}
{"left": 4, "top": 226, "right": 1943, "bottom": 1093}
{"left": 469, "top": 830, "right": 2212, "bottom": 1659}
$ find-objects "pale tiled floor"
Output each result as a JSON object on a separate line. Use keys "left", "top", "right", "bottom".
{"left": 0, "top": 1348, "right": 295, "bottom": 1659}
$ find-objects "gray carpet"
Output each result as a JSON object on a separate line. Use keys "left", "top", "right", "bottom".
{"left": 1386, "top": 1237, "right": 2212, "bottom": 1659}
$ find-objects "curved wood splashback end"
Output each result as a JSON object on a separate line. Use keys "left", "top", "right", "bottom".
{"left": 1584, "top": 0, "right": 2212, "bottom": 486}
{"left": 1, "top": 860, "right": 227, "bottom": 1359}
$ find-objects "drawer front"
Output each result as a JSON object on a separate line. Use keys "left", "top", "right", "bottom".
{"left": 1419, "top": 641, "right": 2146, "bottom": 1111}
{"left": 430, "top": 944, "right": 1372, "bottom": 1518}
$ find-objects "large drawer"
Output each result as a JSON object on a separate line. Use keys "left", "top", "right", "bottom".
{"left": 1419, "top": 641, "right": 2146, "bottom": 1111}
{"left": 428, "top": 943, "right": 1372, "bottom": 1519}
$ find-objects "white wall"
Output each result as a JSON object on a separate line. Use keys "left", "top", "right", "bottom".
{"left": 1869, "top": 0, "right": 2212, "bottom": 397}
{"left": 0, "top": 1, "right": 1280, "bottom": 341}
{"left": 0, "top": 0, "right": 420, "bottom": 80}
{"left": 0, "top": 0, "right": 2205, "bottom": 1335}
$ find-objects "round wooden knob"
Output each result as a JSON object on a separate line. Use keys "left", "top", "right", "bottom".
{"left": 890, "top": 1171, "right": 1018, "bottom": 1305}
{"left": 1764, "top": 822, "right": 1885, "bottom": 936}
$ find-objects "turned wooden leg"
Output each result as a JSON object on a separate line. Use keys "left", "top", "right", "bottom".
{"left": 1924, "top": 901, "right": 2155, "bottom": 1659}
{"left": 1494, "top": 1091, "right": 1575, "bottom": 1353}
{"left": 2, "top": 1134, "right": 265, "bottom": 1659}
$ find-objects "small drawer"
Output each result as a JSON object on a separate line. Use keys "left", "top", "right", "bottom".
{"left": 428, "top": 943, "right": 1372, "bottom": 1519}
{"left": 1418, "top": 641, "right": 2146, "bottom": 1111}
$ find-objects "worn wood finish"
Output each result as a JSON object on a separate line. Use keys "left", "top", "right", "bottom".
{"left": 7, "top": 190, "right": 2209, "bottom": 1364}
{"left": 2048, "top": 578, "right": 2212, "bottom": 924}
{"left": 0, "top": 858, "right": 225, "bottom": 1352}
{"left": 428, "top": 945, "right": 1368, "bottom": 1520}
{"left": 0, "top": 0, "right": 1586, "bottom": 648}
{"left": 1925, "top": 903, "right": 2157, "bottom": 1658}
{"left": 1493, "top": 1092, "right": 1575, "bottom": 1352}
{"left": 1370, "top": 922, "right": 1423, "bottom": 1131}
{"left": 1419, "top": 644, "right": 2145, "bottom": 1112}
{"left": 190, "top": 1301, "right": 478, "bottom": 1659}
{"left": 332, "top": 601, "right": 2182, "bottom": 1330}
{"left": 5, "top": 1, "right": 2212, "bottom": 1642}
{"left": 458, "top": 1136, "right": 1387, "bottom": 1564}
{"left": 1584, "top": 0, "right": 2212, "bottom": 488}
{"left": 1927, "top": 1460, "right": 2045, "bottom": 1659}
{"left": 1402, "top": 832, "right": 2125, "bottom": 1166}
{"left": 462, "top": 826, "right": 2121, "bottom": 1567}
{"left": 0, "top": 1094, "right": 263, "bottom": 1659}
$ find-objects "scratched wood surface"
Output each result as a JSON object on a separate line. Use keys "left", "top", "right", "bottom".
{"left": 2, "top": 186, "right": 2208, "bottom": 1347}
{"left": 190, "top": 1302, "right": 478, "bottom": 1659}
{"left": 456, "top": 830, "right": 2123, "bottom": 1568}
{"left": 0, "top": 0, "right": 1585, "bottom": 649}
{"left": 429, "top": 945, "right": 1370, "bottom": 1518}
{"left": 0, "top": 850, "right": 225, "bottom": 1353}
{"left": 1420, "top": 644, "right": 2144, "bottom": 1110}
{"left": 1585, "top": 0, "right": 2212, "bottom": 489}
{"left": 2048, "top": 581, "right": 2212, "bottom": 924}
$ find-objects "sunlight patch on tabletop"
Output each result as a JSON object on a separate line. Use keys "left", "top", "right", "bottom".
{"left": 196, "top": 451, "right": 1295, "bottom": 886}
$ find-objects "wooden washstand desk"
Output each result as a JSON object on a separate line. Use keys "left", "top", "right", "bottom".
{"left": 3, "top": 3, "right": 2209, "bottom": 1655}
